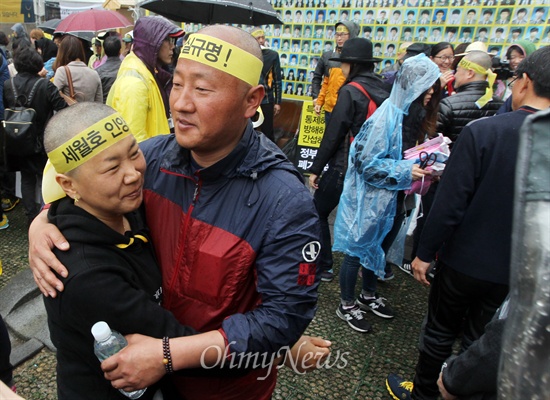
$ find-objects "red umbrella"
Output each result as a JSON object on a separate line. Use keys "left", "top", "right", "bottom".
{"left": 55, "top": 9, "right": 132, "bottom": 33}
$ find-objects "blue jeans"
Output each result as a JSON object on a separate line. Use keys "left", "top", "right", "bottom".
{"left": 313, "top": 167, "right": 344, "bottom": 272}
{"left": 340, "top": 254, "right": 378, "bottom": 304}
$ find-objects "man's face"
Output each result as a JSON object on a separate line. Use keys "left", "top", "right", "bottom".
{"left": 468, "top": 11, "right": 475, "bottom": 19}
{"left": 171, "top": 58, "right": 257, "bottom": 160}
{"left": 157, "top": 37, "right": 175, "bottom": 65}
{"left": 517, "top": 11, "right": 526, "bottom": 19}
{"left": 500, "top": 11, "right": 510, "bottom": 20}
{"left": 436, "top": 12, "right": 444, "bottom": 20}
{"left": 483, "top": 13, "right": 491, "bottom": 21}
{"left": 454, "top": 66, "right": 470, "bottom": 88}
{"left": 255, "top": 35, "right": 266, "bottom": 46}
{"left": 495, "top": 31, "right": 502, "bottom": 38}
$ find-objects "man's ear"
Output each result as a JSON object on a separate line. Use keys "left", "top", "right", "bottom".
{"left": 244, "top": 84, "right": 266, "bottom": 119}
{"left": 55, "top": 174, "right": 78, "bottom": 199}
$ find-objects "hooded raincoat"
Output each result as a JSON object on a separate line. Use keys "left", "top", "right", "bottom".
{"left": 107, "top": 17, "right": 175, "bottom": 142}
{"left": 333, "top": 54, "right": 440, "bottom": 276}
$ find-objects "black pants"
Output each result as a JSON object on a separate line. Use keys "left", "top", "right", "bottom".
{"left": 412, "top": 262, "right": 508, "bottom": 400}
{"left": 410, "top": 182, "right": 438, "bottom": 261}
{"left": 0, "top": 315, "right": 12, "bottom": 386}
{"left": 21, "top": 171, "right": 42, "bottom": 223}
{"left": 313, "top": 167, "right": 344, "bottom": 272}
{"left": 259, "top": 103, "right": 275, "bottom": 143}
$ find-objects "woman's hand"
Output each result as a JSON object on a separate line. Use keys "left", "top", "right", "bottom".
{"left": 28, "top": 209, "right": 70, "bottom": 297}
{"left": 309, "top": 173, "right": 319, "bottom": 190}
{"left": 411, "top": 164, "right": 431, "bottom": 181}
{"left": 284, "top": 335, "right": 331, "bottom": 374}
{"left": 102, "top": 334, "right": 165, "bottom": 392}
{"left": 440, "top": 70, "right": 455, "bottom": 88}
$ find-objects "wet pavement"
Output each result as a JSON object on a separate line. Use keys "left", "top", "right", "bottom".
{"left": 1, "top": 203, "right": 430, "bottom": 399}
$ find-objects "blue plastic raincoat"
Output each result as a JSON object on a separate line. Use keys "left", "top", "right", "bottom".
{"left": 333, "top": 54, "right": 440, "bottom": 277}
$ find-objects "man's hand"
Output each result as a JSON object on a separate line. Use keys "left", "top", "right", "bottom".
{"left": 284, "top": 336, "right": 331, "bottom": 374}
{"left": 411, "top": 257, "right": 431, "bottom": 286}
{"left": 274, "top": 104, "right": 281, "bottom": 117}
{"left": 437, "top": 372, "right": 458, "bottom": 400}
{"left": 102, "top": 334, "right": 165, "bottom": 392}
{"left": 28, "top": 209, "right": 69, "bottom": 297}
{"left": 412, "top": 165, "right": 431, "bottom": 181}
{"left": 308, "top": 173, "right": 319, "bottom": 190}
{"left": 314, "top": 103, "right": 322, "bottom": 116}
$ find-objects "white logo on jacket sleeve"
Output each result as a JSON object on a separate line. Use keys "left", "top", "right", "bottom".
{"left": 302, "top": 241, "right": 321, "bottom": 262}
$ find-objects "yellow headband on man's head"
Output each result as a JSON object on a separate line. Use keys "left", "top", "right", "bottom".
{"left": 179, "top": 33, "right": 263, "bottom": 87}
{"left": 42, "top": 113, "right": 132, "bottom": 203}
{"left": 336, "top": 25, "right": 350, "bottom": 34}
{"left": 251, "top": 29, "right": 265, "bottom": 38}
{"left": 458, "top": 58, "right": 497, "bottom": 108}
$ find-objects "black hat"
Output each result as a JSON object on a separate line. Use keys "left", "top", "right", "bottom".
{"left": 329, "top": 38, "right": 381, "bottom": 63}
{"left": 402, "top": 43, "right": 432, "bottom": 61}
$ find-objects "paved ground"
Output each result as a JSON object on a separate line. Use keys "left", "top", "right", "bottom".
{"left": 1, "top": 203, "right": 430, "bottom": 400}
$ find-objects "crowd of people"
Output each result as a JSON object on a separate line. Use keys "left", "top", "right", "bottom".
{"left": 0, "top": 15, "right": 548, "bottom": 400}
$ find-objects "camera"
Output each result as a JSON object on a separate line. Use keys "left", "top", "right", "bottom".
{"left": 492, "top": 57, "right": 514, "bottom": 81}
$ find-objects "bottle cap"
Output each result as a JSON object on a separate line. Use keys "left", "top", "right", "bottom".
{"left": 91, "top": 321, "right": 112, "bottom": 342}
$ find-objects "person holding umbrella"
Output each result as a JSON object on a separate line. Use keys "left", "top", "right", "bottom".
{"left": 106, "top": 16, "right": 183, "bottom": 142}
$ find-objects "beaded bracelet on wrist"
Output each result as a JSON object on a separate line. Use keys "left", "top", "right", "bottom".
{"left": 162, "top": 336, "right": 174, "bottom": 374}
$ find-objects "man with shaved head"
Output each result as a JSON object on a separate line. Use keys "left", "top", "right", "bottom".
{"left": 29, "top": 25, "right": 322, "bottom": 399}
{"left": 437, "top": 51, "right": 503, "bottom": 142}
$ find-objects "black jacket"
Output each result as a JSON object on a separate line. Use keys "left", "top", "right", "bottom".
{"left": 3, "top": 73, "right": 66, "bottom": 172}
{"left": 44, "top": 199, "right": 198, "bottom": 400}
{"left": 437, "top": 81, "right": 503, "bottom": 142}
{"left": 309, "top": 72, "right": 390, "bottom": 175}
{"left": 417, "top": 107, "right": 539, "bottom": 285}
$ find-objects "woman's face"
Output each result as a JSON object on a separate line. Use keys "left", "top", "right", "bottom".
{"left": 508, "top": 49, "right": 525, "bottom": 71}
{"left": 341, "top": 62, "right": 351, "bottom": 78}
{"left": 431, "top": 47, "right": 454, "bottom": 72}
{"left": 67, "top": 136, "right": 146, "bottom": 222}
{"left": 423, "top": 87, "right": 435, "bottom": 106}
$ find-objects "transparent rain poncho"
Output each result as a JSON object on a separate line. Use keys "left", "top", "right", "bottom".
{"left": 333, "top": 54, "right": 440, "bottom": 277}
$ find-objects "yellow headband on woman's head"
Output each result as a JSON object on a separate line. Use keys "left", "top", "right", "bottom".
{"left": 458, "top": 58, "right": 497, "bottom": 108}
{"left": 42, "top": 113, "right": 132, "bottom": 203}
{"left": 179, "top": 33, "right": 263, "bottom": 87}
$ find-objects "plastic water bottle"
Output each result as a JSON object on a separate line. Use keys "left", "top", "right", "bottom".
{"left": 91, "top": 321, "right": 146, "bottom": 399}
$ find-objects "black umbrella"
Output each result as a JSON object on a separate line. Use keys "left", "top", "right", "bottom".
{"left": 38, "top": 18, "right": 61, "bottom": 34}
{"left": 137, "top": 0, "right": 282, "bottom": 26}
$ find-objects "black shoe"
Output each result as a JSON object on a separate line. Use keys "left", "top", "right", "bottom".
{"left": 336, "top": 304, "right": 372, "bottom": 333}
{"left": 1, "top": 197, "right": 20, "bottom": 212}
{"left": 356, "top": 293, "right": 394, "bottom": 319}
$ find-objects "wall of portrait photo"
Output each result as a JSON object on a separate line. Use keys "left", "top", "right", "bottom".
{"left": 262, "top": 0, "right": 549, "bottom": 100}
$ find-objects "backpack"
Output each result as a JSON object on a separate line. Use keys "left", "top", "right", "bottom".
{"left": 347, "top": 81, "right": 378, "bottom": 144}
{"left": 2, "top": 78, "right": 43, "bottom": 157}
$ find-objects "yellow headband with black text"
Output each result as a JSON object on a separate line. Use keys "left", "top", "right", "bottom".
{"left": 458, "top": 58, "right": 497, "bottom": 108}
{"left": 42, "top": 113, "right": 132, "bottom": 203}
{"left": 179, "top": 33, "right": 262, "bottom": 87}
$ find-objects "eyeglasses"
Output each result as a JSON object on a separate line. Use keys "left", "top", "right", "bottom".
{"left": 507, "top": 75, "right": 520, "bottom": 88}
{"left": 434, "top": 55, "right": 455, "bottom": 62}
{"left": 335, "top": 32, "right": 350, "bottom": 37}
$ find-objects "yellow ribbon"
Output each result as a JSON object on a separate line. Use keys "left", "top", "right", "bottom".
{"left": 458, "top": 58, "right": 497, "bottom": 108}
{"left": 336, "top": 25, "right": 350, "bottom": 33}
{"left": 42, "top": 113, "right": 132, "bottom": 203}
{"left": 179, "top": 33, "right": 262, "bottom": 87}
{"left": 250, "top": 29, "right": 265, "bottom": 38}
